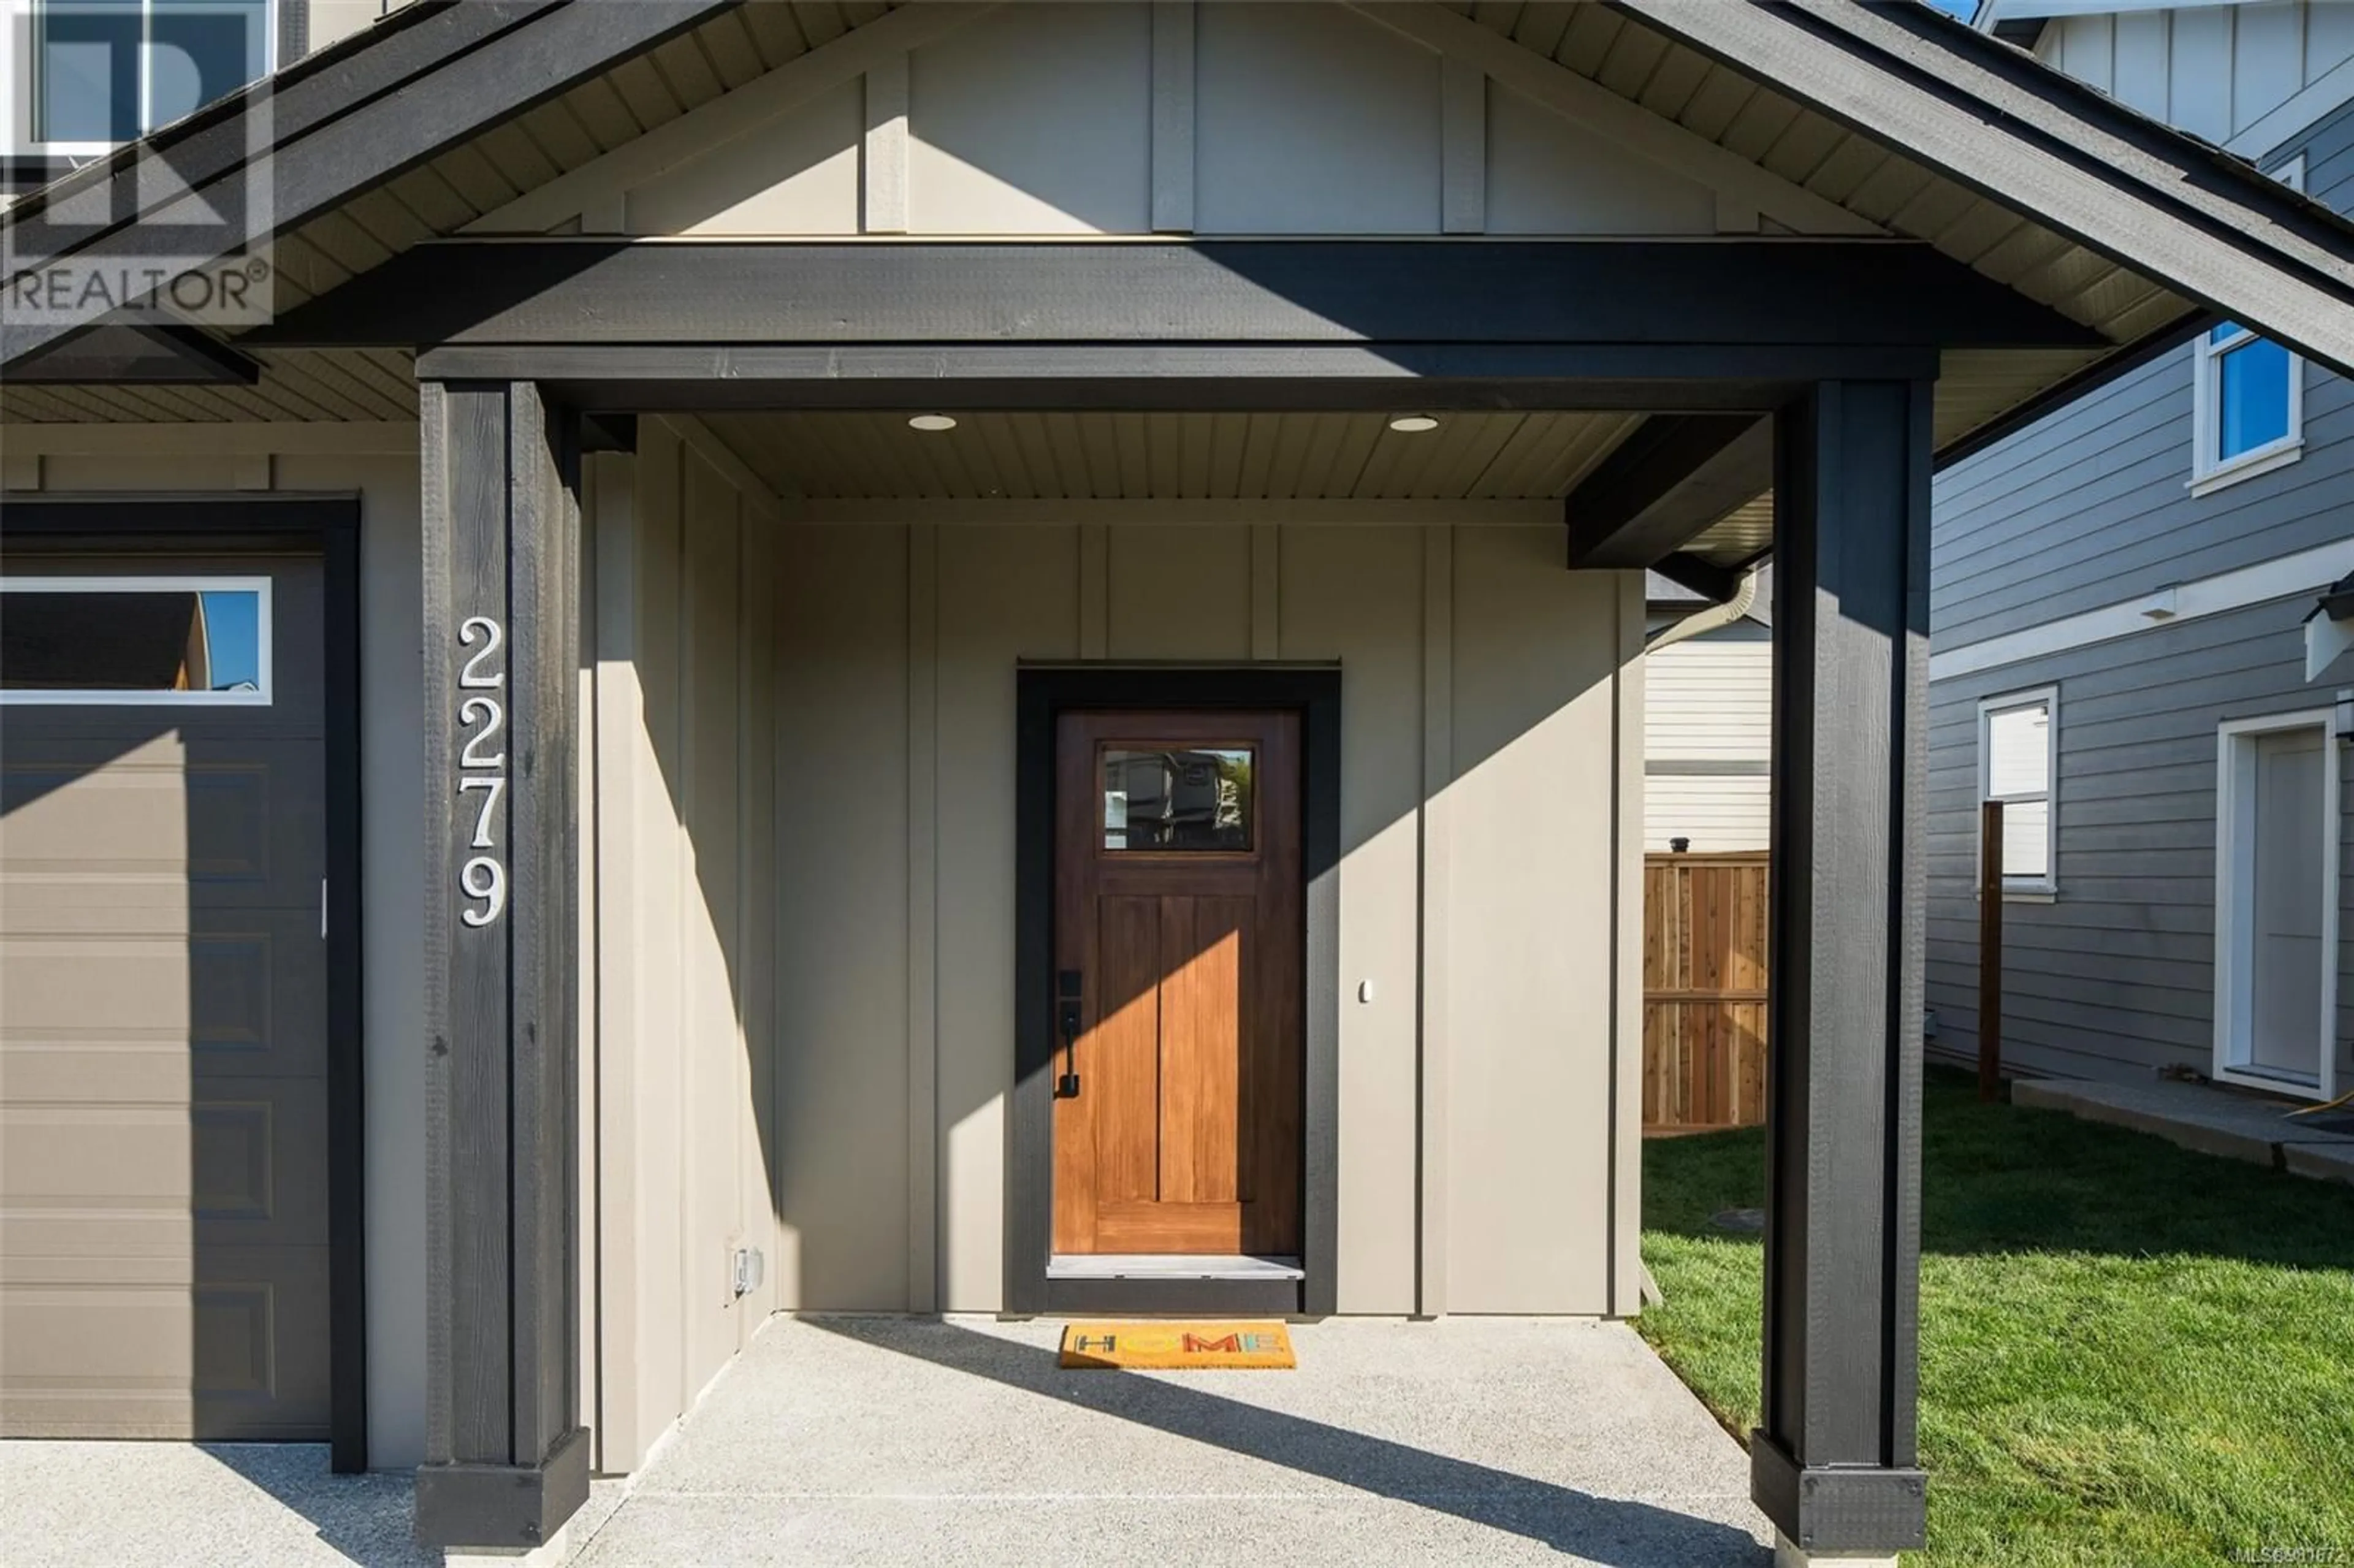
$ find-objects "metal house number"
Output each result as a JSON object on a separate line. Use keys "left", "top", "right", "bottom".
{"left": 455, "top": 615, "right": 508, "bottom": 927}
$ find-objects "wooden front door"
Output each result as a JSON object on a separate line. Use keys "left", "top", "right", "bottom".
{"left": 1053, "top": 710, "right": 1303, "bottom": 1257}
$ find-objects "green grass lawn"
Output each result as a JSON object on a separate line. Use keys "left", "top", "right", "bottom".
{"left": 1639, "top": 1068, "right": 2354, "bottom": 1567}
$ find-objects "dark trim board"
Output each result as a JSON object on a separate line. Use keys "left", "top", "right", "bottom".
{"left": 0, "top": 495, "right": 369, "bottom": 1474}
{"left": 249, "top": 238, "right": 2102, "bottom": 353}
{"left": 1610, "top": 0, "right": 2354, "bottom": 376}
{"left": 1008, "top": 665, "right": 1343, "bottom": 1320}
{"left": 422, "top": 348, "right": 1945, "bottom": 414}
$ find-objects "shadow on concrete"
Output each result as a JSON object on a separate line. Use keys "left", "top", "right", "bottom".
{"left": 804, "top": 1316, "right": 1769, "bottom": 1568}
{"left": 196, "top": 1444, "right": 436, "bottom": 1567}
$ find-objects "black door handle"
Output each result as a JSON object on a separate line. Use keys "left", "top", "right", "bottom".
{"left": 1056, "top": 970, "right": 1082, "bottom": 1098}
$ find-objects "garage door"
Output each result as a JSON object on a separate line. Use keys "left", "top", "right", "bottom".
{"left": 0, "top": 554, "right": 332, "bottom": 1439}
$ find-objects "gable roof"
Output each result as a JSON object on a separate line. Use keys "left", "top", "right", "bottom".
{"left": 6, "top": 0, "right": 2353, "bottom": 510}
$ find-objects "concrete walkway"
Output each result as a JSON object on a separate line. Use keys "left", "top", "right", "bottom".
{"left": 0, "top": 1316, "right": 1771, "bottom": 1567}
{"left": 2012, "top": 1076, "right": 2354, "bottom": 1183}
{"left": 572, "top": 1315, "right": 1770, "bottom": 1568}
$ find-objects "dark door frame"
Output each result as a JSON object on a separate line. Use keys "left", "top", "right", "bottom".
{"left": 0, "top": 495, "right": 369, "bottom": 1472}
{"left": 1008, "top": 664, "right": 1341, "bottom": 1319}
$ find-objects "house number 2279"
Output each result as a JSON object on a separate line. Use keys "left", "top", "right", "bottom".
{"left": 455, "top": 615, "right": 508, "bottom": 927}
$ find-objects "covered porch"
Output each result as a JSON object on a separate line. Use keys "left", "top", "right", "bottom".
{"left": 10, "top": 4, "right": 2354, "bottom": 1566}
{"left": 299, "top": 246, "right": 1958, "bottom": 1560}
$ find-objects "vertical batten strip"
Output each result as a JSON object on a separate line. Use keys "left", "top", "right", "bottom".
{"left": 1441, "top": 57, "right": 1486, "bottom": 235}
{"left": 1608, "top": 569, "right": 1647, "bottom": 1315}
{"left": 1078, "top": 523, "right": 1109, "bottom": 658}
{"left": 1251, "top": 523, "right": 1281, "bottom": 660}
{"left": 907, "top": 523, "right": 941, "bottom": 1312}
{"left": 1152, "top": 0, "right": 1197, "bottom": 234}
{"left": 864, "top": 55, "right": 911, "bottom": 235}
{"left": 1417, "top": 524, "right": 1453, "bottom": 1318}
{"left": 587, "top": 449, "right": 643, "bottom": 1472}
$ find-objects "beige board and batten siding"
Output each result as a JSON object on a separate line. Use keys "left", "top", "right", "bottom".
{"left": 764, "top": 509, "right": 1645, "bottom": 1323}
{"left": 582, "top": 421, "right": 782, "bottom": 1475}
{"left": 476, "top": 1, "right": 1819, "bottom": 240}
{"left": 0, "top": 425, "right": 430, "bottom": 1470}
{"left": 1644, "top": 628, "right": 1772, "bottom": 853}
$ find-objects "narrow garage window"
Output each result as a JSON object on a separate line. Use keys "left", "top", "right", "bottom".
{"left": 0, "top": 576, "right": 272, "bottom": 704}
{"left": 1979, "top": 687, "right": 2056, "bottom": 896}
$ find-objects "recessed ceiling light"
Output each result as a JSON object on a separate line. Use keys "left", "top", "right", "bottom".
{"left": 1388, "top": 415, "right": 1440, "bottom": 433}
{"left": 908, "top": 414, "right": 959, "bottom": 432}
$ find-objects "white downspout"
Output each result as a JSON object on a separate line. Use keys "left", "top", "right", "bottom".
{"left": 1645, "top": 567, "right": 1760, "bottom": 652}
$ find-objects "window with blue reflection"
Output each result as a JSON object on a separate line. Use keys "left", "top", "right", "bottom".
{"left": 2217, "top": 335, "right": 2293, "bottom": 460}
{"left": 31, "top": 0, "right": 268, "bottom": 142}
{"left": 149, "top": 0, "right": 268, "bottom": 127}
{"left": 34, "top": 0, "right": 142, "bottom": 142}
{"left": 2201, "top": 320, "right": 2298, "bottom": 474}
{"left": 0, "top": 581, "right": 269, "bottom": 699}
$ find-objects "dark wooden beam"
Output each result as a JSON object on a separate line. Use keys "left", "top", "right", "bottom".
{"left": 1, "top": 1, "right": 739, "bottom": 368}
{"left": 1754, "top": 379, "right": 1930, "bottom": 1558}
{"left": 1563, "top": 413, "right": 1772, "bottom": 569}
{"left": 413, "top": 344, "right": 1941, "bottom": 413}
{"left": 243, "top": 239, "right": 2107, "bottom": 353}
{"left": 414, "top": 379, "right": 587, "bottom": 1553}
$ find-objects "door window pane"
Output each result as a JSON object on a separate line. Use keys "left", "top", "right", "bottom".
{"left": 1103, "top": 747, "right": 1253, "bottom": 851}
{"left": 0, "top": 580, "right": 269, "bottom": 701}
{"left": 34, "top": 0, "right": 142, "bottom": 141}
{"left": 2217, "top": 336, "right": 2293, "bottom": 460}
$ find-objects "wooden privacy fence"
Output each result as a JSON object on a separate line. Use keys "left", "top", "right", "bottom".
{"left": 1644, "top": 851, "right": 1770, "bottom": 1134}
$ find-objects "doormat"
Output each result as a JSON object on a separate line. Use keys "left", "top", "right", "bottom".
{"left": 1058, "top": 1321, "right": 1295, "bottom": 1370}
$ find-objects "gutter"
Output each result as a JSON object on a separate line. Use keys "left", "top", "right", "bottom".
{"left": 1647, "top": 566, "right": 1760, "bottom": 652}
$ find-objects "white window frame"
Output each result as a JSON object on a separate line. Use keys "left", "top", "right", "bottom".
{"left": 0, "top": 573, "right": 273, "bottom": 705}
{"left": 0, "top": 0, "right": 278, "bottom": 159}
{"left": 2190, "top": 156, "right": 2306, "bottom": 497}
{"left": 1978, "top": 685, "right": 2057, "bottom": 899}
{"left": 2212, "top": 710, "right": 2339, "bottom": 1103}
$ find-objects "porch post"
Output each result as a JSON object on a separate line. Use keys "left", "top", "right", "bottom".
{"left": 1753, "top": 380, "right": 1930, "bottom": 1562}
{"left": 415, "top": 380, "right": 588, "bottom": 1558}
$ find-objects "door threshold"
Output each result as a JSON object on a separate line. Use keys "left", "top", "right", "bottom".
{"left": 1048, "top": 1254, "right": 1306, "bottom": 1282}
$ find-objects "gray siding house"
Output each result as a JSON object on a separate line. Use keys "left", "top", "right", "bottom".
{"left": 1930, "top": 0, "right": 2354, "bottom": 1103}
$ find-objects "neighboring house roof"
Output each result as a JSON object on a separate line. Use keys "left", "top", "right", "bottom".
{"left": 6, "top": 0, "right": 2354, "bottom": 577}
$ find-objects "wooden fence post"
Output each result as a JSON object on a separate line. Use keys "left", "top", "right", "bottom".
{"left": 1978, "top": 799, "right": 2003, "bottom": 1102}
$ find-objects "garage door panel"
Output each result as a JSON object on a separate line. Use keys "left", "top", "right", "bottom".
{"left": 0, "top": 1083, "right": 329, "bottom": 1251}
{"left": 0, "top": 1244, "right": 332, "bottom": 1440}
{"left": 1, "top": 740, "right": 324, "bottom": 906}
{"left": 1, "top": 915, "right": 325, "bottom": 1078}
{"left": 0, "top": 550, "right": 334, "bottom": 1445}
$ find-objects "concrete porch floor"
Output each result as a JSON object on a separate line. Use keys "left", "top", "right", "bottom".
{"left": 0, "top": 1316, "right": 1773, "bottom": 1567}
